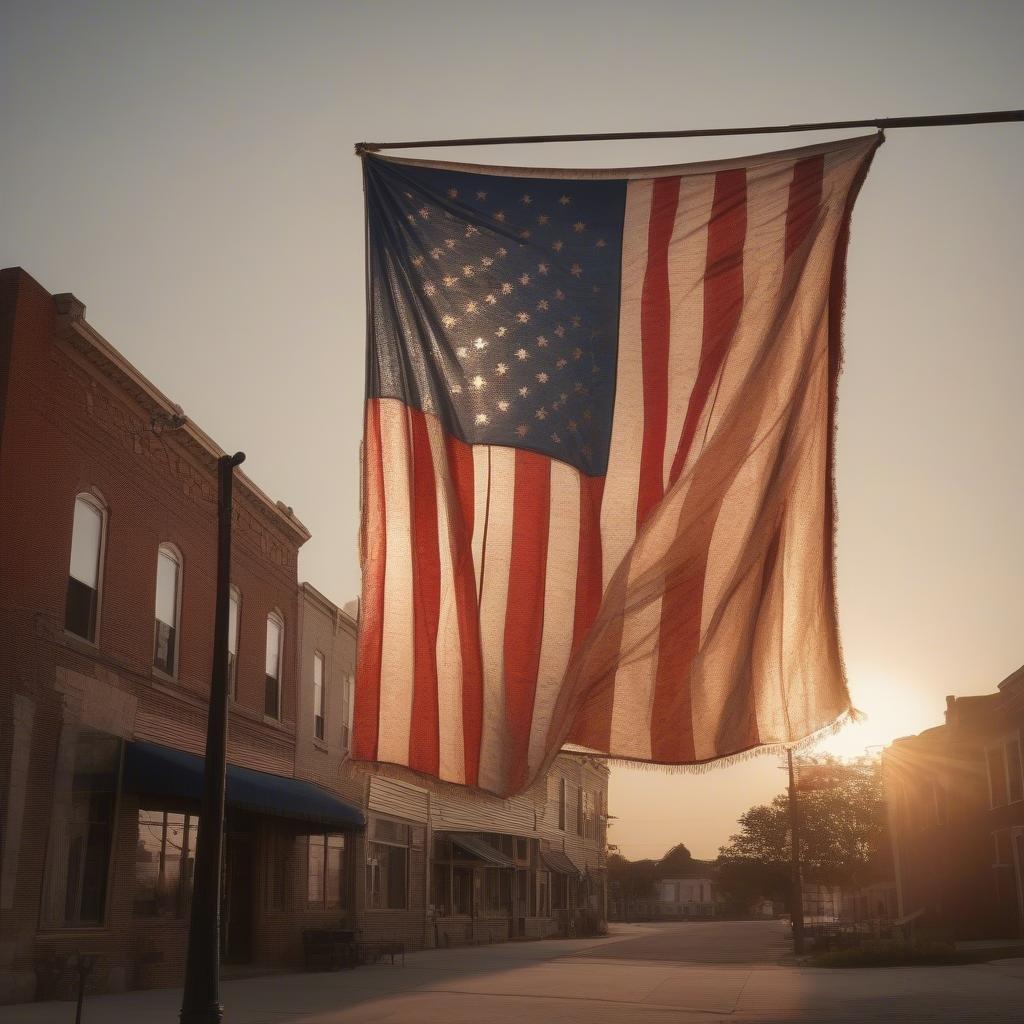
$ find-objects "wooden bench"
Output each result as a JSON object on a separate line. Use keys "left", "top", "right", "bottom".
{"left": 302, "top": 929, "right": 358, "bottom": 971}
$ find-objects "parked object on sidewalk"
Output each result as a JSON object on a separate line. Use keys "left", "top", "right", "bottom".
{"left": 302, "top": 930, "right": 358, "bottom": 971}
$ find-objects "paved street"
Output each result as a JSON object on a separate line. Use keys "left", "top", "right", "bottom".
{"left": 3, "top": 921, "right": 1023, "bottom": 1024}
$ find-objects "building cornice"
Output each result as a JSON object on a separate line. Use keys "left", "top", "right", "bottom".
{"left": 53, "top": 292, "right": 311, "bottom": 547}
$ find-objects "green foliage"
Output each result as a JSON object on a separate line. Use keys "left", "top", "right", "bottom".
{"left": 716, "top": 755, "right": 889, "bottom": 908}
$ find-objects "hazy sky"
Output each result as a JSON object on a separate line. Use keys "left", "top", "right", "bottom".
{"left": 2, "top": 1, "right": 1021, "bottom": 859}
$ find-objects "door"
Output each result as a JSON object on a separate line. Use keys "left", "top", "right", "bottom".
{"left": 220, "top": 831, "right": 254, "bottom": 963}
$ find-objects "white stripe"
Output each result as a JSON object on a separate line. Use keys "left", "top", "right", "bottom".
{"left": 375, "top": 400, "right": 414, "bottom": 765}
{"left": 600, "top": 179, "right": 652, "bottom": 591}
{"left": 527, "top": 462, "right": 581, "bottom": 775}
{"left": 470, "top": 446, "right": 489, "bottom": 597}
{"left": 663, "top": 173, "right": 716, "bottom": 489}
{"left": 475, "top": 445, "right": 516, "bottom": 793}
{"left": 426, "top": 416, "right": 466, "bottom": 784}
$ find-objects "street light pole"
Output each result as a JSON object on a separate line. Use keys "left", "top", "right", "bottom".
{"left": 180, "top": 452, "right": 245, "bottom": 1024}
{"left": 787, "top": 748, "right": 805, "bottom": 955}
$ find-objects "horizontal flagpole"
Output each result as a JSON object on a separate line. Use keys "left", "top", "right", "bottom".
{"left": 356, "top": 109, "right": 1022, "bottom": 154}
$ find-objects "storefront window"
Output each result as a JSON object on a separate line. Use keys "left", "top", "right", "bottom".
{"left": 366, "top": 819, "right": 409, "bottom": 910}
{"left": 453, "top": 866, "right": 473, "bottom": 915}
{"left": 41, "top": 729, "right": 120, "bottom": 927}
{"left": 133, "top": 810, "right": 197, "bottom": 917}
{"left": 308, "top": 833, "right": 346, "bottom": 908}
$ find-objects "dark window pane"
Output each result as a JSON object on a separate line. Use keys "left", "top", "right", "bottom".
{"left": 65, "top": 577, "right": 97, "bottom": 641}
{"left": 988, "top": 747, "right": 1008, "bottom": 807}
{"left": 265, "top": 675, "right": 279, "bottom": 718}
{"left": 386, "top": 846, "right": 407, "bottom": 908}
{"left": 154, "top": 620, "right": 176, "bottom": 674}
{"left": 1007, "top": 741, "right": 1023, "bottom": 804}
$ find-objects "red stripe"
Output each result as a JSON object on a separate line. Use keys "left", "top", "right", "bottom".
{"left": 636, "top": 176, "right": 680, "bottom": 528}
{"left": 565, "top": 474, "right": 612, "bottom": 751}
{"left": 353, "top": 400, "right": 385, "bottom": 761}
{"left": 668, "top": 169, "right": 748, "bottom": 487}
{"left": 445, "top": 433, "right": 483, "bottom": 786}
{"left": 406, "top": 409, "right": 441, "bottom": 775}
{"left": 651, "top": 168, "right": 747, "bottom": 762}
{"left": 503, "top": 449, "right": 551, "bottom": 791}
{"left": 785, "top": 155, "right": 825, "bottom": 261}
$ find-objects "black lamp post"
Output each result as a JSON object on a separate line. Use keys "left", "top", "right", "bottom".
{"left": 180, "top": 452, "right": 245, "bottom": 1024}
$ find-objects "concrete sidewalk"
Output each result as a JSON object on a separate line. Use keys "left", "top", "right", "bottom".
{"left": 3, "top": 924, "right": 1023, "bottom": 1023}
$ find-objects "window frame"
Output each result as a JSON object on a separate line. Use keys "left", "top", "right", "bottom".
{"left": 365, "top": 817, "right": 410, "bottom": 911}
{"left": 264, "top": 610, "right": 285, "bottom": 720}
{"left": 558, "top": 778, "right": 566, "bottom": 832}
{"left": 312, "top": 650, "right": 326, "bottom": 741}
{"left": 132, "top": 808, "right": 198, "bottom": 919}
{"left": 987, "top": 735, "right": 1024, "bottom": 809}
{"left": 152, "top": 543, "right": 183, "bottom": 678}
{"left": 307, "top": 832, "right": 347, "bottom": 909}
{"left": 340, "top": 673, "right": 355, "bottom": 754}
{"left": 65, "top": 491, "right": 108, "bottom": 645}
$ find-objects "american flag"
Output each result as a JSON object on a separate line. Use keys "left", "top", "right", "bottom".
{"left": 355, "top": 133, "right": 881, "bottom": 796}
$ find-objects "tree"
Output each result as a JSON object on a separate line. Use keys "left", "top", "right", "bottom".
{"left": 658, "top": 843, "right": 696, "bottom": 877}
{"left": 716, "top": 755, "right": 889, "bottom": 910}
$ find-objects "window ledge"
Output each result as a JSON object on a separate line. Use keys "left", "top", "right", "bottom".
{"left": 312, "top": 739, "right": 329, "bottom": 753}
{"left": 61, "top": 629, "right": 100, "bottom": 653}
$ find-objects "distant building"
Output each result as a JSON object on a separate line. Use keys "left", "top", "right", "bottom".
{"left": 655, "top": 877, "right": 716, "bottom": 918}
{"left": 883, "top": 664, "right": 1024, "bottom": 939}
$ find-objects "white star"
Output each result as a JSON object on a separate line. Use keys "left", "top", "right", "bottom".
{"left": 571, "top": 314, "right": 582, "bottom": 327}
{"left": 423, "top": 282, "right": 437, "bottom": 297}
{"left": 443, "top": 275, "right": 459, "bottom": 288}
{"left": 474, "top": 337, "right": 488, "bottom": 350}
{"left": 519, "top": 229, "right": 531, "bottom": 240}
{"left": 552, "top": 240, "right": 564, "bottom": 253}
{"left": 441, "top": 313, "right": 458, "bottom": 328}
{"left": 465, "top": 225, "right": 479, "bottom": 237}
{"left": 481, "top": 256, "right": 494, "bottom": 268}
{"left": 596, "top": 238, "right": 607, "bottom": 248}
{"left": 485, "top": 293, "right": 497, "bottom": 305}
{"left": 447, "top": 187, "right": 459, "bottom": 199}
{"left": 495, "top": 362, "right": 508, "bottom": 375}
{"left": 515, "top": 349, "right": 529, "bottom": 361}
{"left": 495, "top": 326, "right": 507, "bottom": 338}
{"left": 516, "top": 311, "right": 530, "bottom": 324}
{"left": 494, "top": 210, "right": 506, "bottom": 222}
{"left": 475, "top": 412, "right": 489, "bottom": 425}
{"left": 476, "top": 190, "right": 488, "bottom": 200}
{"left": 537, "top": 262, "right": 550, "bottom": 275}
{"left": 554, "top": 324, "right": 565, "bottom": 338}
{"left": 465, "top": 300, "right": 478, "bottom": 315}
{"left": 519, "top": 273, "right": 531, "bottom": 286}
{"left": 536, "top": 336, "right": 549, "bottom": 348}
{"left": 471, "top": 375, "right": 487, "bottom": 390}
{"left": 411, "top": 255, "right": 425, "bottom": 268}
{"left": 430, "top": 247, "right": 443, "bottom": 260}
{"left": 537, "top": 299, "right": 549, "bottom": 311}
{"left": 445, "top": 238, "right": 456, "bottom": 249}
{"left": 501, "top": 282, "right": 514, "bottom": 295}
{"left": 551, "top": 432, "right": 561, "bottom": 443}
{"left": 496, "top": 247, "right": 508, "bottom": 258}
{"left": 462, "top": 265, "right": 475, "bottom": 277}
{"left": 573, "top": 221, "right": 586, "bottom": 233}
{"left": 556, "top": 358, "right": 567, "bottom": 369}
{"left": 456, "top": 346, "right": 469, "bottom": 359}
{"left": 570, "top": 263, "right": 583, "bottom": 278}
{"left": 555, "top": 288, "right": 565, "bottom": 300}
{"left": 535, "top": 407, "right": 548, "bottom": 420}
{"left": 521, "top": 194, "right": 533, "bottom": 205}
{"left": 558, "top": 195, "right": 572, "bottom": 206}
{"left": 537, "top": 214, "right": 549, "bottom": 226}
{"left": 536, "top": 371, "right": 549, "bottom": 384}
{"left": 451, "top": 383, "right": 463, "bottom": 394}
{"left": 573, "top": 347, "right": 583, "bottom": 360}
{"left": 567, "top": 420, "right": 578, "bottom": 433}
{"left": 518, "top": 386, "right": 530, "bottom": 398}
{"left": 497, "top": 399, "right": 510, "bottom": 412}
{"left": 515, "top": 424, "right": 529, "bottom": 437}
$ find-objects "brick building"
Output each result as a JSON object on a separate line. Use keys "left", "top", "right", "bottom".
{"left": 0, "top": 269, "right": 364, "bottom": 1003}
{"left": 0, "top": 268, "right": 609, "bottom": 1003}
{"left": 293, "top": 584, "right": 609, "bottom": 951}
{"left": 883, "top": 663, "right": 1024, "bottom": 939}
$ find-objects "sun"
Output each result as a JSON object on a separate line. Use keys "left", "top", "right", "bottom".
{"left": 815, "top": 668, "right": 938, "bottom": 758}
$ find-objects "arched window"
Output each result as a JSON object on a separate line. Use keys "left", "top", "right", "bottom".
{"left": 153, "top": 544, "right": 182, "bottom": 676}
{"left": 65, "top": 492, "right": 106, "bottom": 642}
{"left": 228, "top": 585, "right": 241, "bottom": 698}
{"left": 264, "top": 611, "right": 284, "bottom": 719}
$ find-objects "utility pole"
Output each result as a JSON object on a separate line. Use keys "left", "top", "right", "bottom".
{"left": 786, "top": 748, "right": 805, "bottom": 955}
{"left": 180, "top": 452, "right": 245, "bottom": 1024}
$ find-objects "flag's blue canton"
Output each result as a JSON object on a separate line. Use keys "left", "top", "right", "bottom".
{"left": 365, "top": 157, "right": 626, "bottom": 476}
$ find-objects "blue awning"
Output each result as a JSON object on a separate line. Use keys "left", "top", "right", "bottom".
{"left": 123, "top": 740, "right": 365, "bottom": 829}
